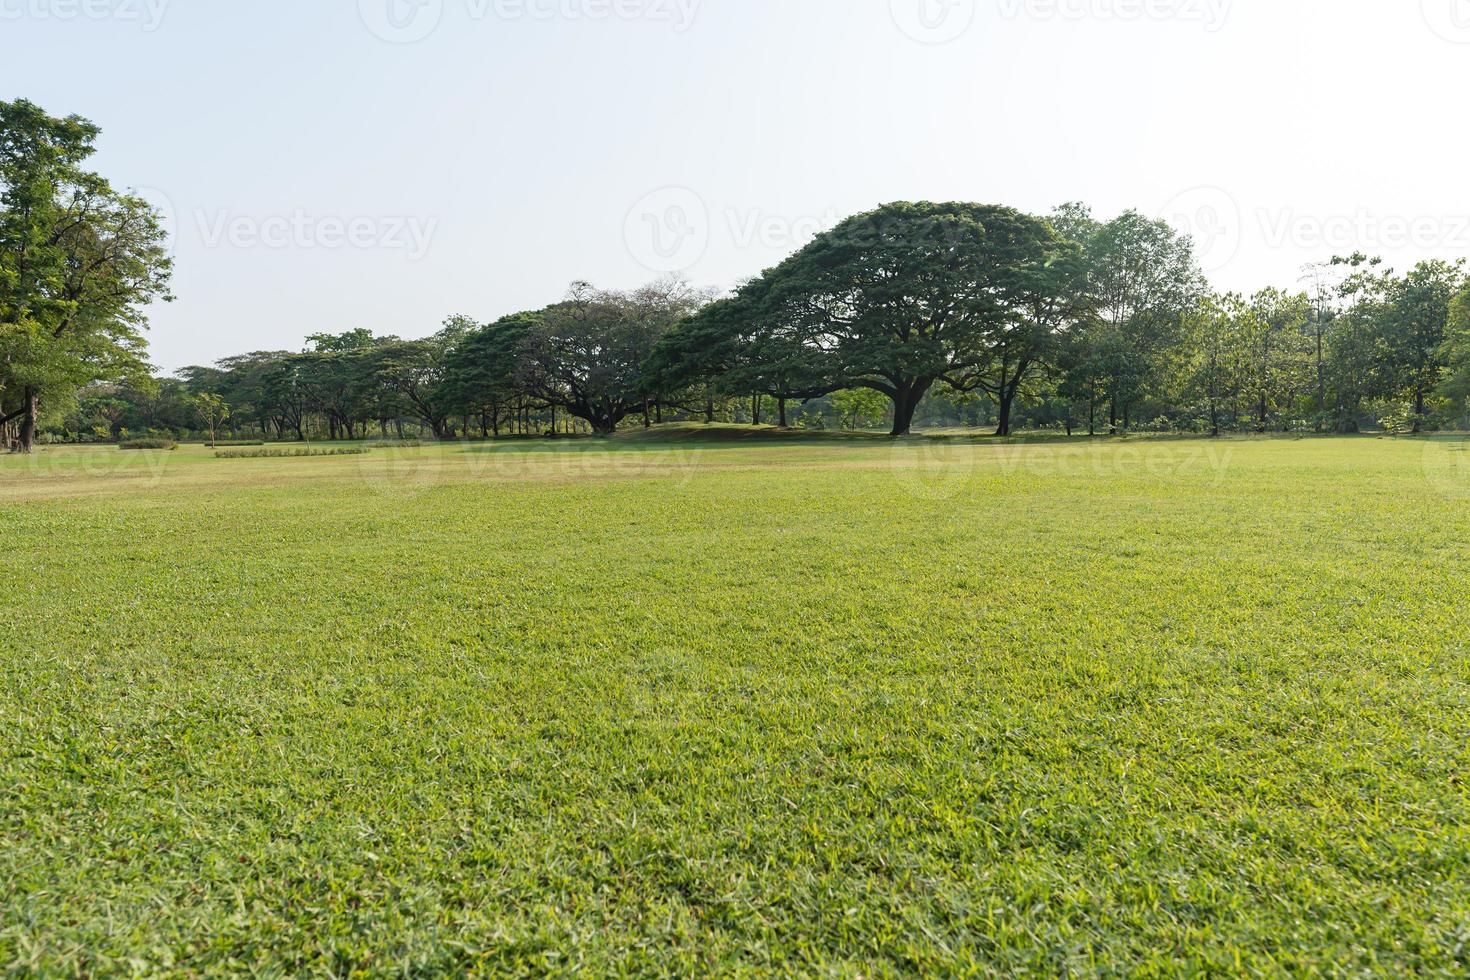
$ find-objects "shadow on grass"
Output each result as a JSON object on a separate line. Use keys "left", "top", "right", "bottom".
{"left": 453, "top": 423, "right": 1344, "bottom": 457}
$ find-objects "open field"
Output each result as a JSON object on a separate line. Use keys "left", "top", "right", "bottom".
{"left": 4, "top": 433, "right": 1470, "bottom": 974}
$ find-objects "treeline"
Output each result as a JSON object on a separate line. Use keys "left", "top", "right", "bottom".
{"left": 133, "top": 202, "right": 1467, "bottom": 445}
{"left": 10, "top": 101, "right": 1470, "bottom": 451}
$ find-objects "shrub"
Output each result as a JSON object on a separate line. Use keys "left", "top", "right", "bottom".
{"left": 371, "top": 439, "right": 422, "bottom": 448}
{"left": 207, "top": 440, "right": 266, "bottom": 447}
{"left": 215, "top": 447, "right": 370, "bottom": 459}
{"left": 120, "top": 439, "right": 178, "bottom": 451}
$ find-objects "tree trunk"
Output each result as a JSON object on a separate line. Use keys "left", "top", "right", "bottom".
{"left": 995, "top": 391, "right": 1017, "bottom": 437}
{"left": 889, "top": 379, "right": 932, "bottom": 437}
{"left": 778, "top": 396, "right": 788, "bottom": 428}
{"left": 18, "top": 388, "right": 38, "bottom": 453}
{"left": 1316, "top": 328, "right": 1326, "bottom": 433}
{"left": 592, "top": 413, "right": 618, "bottom": 436}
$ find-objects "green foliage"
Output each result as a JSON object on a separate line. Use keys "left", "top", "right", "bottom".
{"left": 516, "top": 280, "right": 705, "bottom": 434}
{"left": 698, "top": 202, "right": 1085, "bottom": 435}
{"left": 828, "top": 387, "right": 891, "bottom": 430}
{"left": 439, "top": 311, "right": 540, "bottom": 434}
{"left": 117, "top": 437, "right": 176, "bottom": 450}
{"left": 4, "top": 437, "right": 1470, "bottom": 973}
{"left": 1436, "top": 282, "right": 1470, "bottom": 413}
{"left": 0, "top": 99, "right": 172, "bottom": 450}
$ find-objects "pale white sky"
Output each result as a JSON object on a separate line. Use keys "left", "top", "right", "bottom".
{"left": 4, "top": 0, "right": 1468, "bottom": 371}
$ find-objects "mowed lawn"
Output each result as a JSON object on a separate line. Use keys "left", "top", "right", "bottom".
{"left": 3, "top": 433, "right": 1470, "bottom": 975}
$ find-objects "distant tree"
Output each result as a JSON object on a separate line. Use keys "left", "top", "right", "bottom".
{"left": 1435, "top": 281, "right": 1470, "bottom": 417}
{"left": 829, "top": 388, "right": 891, "bottom": 430}
{"left": 1071, "top": 209, "right": 1206, "bottom": 431}
{"left": 516, "top": 279, "right": 701, "bottom": 435}
{"left": 1336, "top": 256, "right": 1465, "bottom": 431}
{"left": 1241, "top": 288, "right": 1312, "bottom": 432}
{"left": 647, "top": 280, "right": 834, "bottom": 429}
{"left": 372, "top": 319, "right": 472, "bottom": 439}
{"left": 306, "top": 328, "right": 376, "bottom": 353}
{"left": 1183, "top": 294, "right": 1239, "bottom": 436}
{"left": 440, "top": 311, "right": 540, "bottom": 437}
{"left": 194, "top": 392, "right": 230, "bottom": 448}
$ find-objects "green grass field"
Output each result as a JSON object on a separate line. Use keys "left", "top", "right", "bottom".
{"left": 4, "top": 432, "right": 1470, "bottom": 975}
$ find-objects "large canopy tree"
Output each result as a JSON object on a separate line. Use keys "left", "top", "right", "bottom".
{"left": 516, "top": 279, "right": 702, "bottom": 434}
{"left": 0, "top": 99, "right": 172, "bottom": 451}
{"left": 720, "top": 201, "right": 1082, "bottom": 436}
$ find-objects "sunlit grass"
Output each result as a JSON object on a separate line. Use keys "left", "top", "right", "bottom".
{"left": 3, "top": 433, "right": 1469, "bottom": 974}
